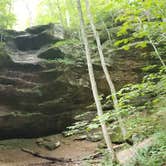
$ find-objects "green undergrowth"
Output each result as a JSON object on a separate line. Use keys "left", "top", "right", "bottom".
{"left": 98, "top": 131, "right": 166, "bottom": 166}
{"left": 0, "top": 42, "right": 12, "bottom": 67}
{"left": 126, "top": 131, "right": 166, "bottom": 166}
{"left": 53, "top": 39, "right": 81, "bottom": 47}
{"left": 63, "top": 66, "right": 166, "bottom": 166}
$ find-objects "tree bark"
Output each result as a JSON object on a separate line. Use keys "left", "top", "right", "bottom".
{"left": 23, "top": 0, "right": 33, "bottom": 26}
{"left": 85, "top": 0, "right": 127, "bottom": 139}
{"left": 56, "top": 0, "right": 64, "bottom": 27}
{"left": 64, "top": 0, "right": 70, "bottom": 27}
{"left": 77, "top": 0, "right": 118, "bottom": 163}
{"left": 101, "top": 20, "right": 114, "bottom": 48}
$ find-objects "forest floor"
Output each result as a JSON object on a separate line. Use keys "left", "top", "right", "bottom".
{"left": 0, "top": 134, "right": 153, "bottom": 166}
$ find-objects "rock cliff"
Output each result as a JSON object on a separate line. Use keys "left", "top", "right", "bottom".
{"left": 0, "top": 23, "right": 153, "bottom": 139}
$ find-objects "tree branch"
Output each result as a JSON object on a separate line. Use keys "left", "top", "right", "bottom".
{"left": 21, "top": 148, "right": 72, "bottom": 163}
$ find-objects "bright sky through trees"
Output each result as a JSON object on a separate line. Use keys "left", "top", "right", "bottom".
{"left": 13, "top": 0, "right": 41, "bottom": 30}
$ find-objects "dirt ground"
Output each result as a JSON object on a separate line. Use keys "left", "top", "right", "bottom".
{"left": 0, "top": 134, "right": 152, "bottom": 166}
{"left": 0, "top": 134, "right": 99, "bottom": 166}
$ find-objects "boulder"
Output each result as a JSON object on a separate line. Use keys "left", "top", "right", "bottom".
{"left": 38, "top": 47, "right": 65, "bottom": 60}
{"left": 87, "top": 133, "right": 103, "bottom": 142}
{"left": 36, "top": 138, "right": 60, "bottom": 150}
{"left": 10, "top": 23, "right": 65, "bottom": 51}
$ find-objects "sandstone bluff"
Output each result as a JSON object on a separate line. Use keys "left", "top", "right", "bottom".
{"left": 0, "top": 24, "right": 151, "bottom": 139}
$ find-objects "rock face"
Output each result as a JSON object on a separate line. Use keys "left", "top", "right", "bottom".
{"left": 0, "top": 24, "right": 93, "bottom": 139}
{"left": 0, "top": 23, "right": 153, "bottom": 139}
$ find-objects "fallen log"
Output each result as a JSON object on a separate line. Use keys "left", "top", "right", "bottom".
{"left": 21, "top": 148, "right": 72, "bottom": 163}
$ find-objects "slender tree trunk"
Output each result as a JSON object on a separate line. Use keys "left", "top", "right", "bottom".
{"left": 105, "top": 0, "right": 110, "bottom": 4}
{"left": 64, "top": 0, "right": 70, "bottom": 27}
{"left": 23, "top": 0, "right": 33, "bottom": 26}
{"left": 25, "top": 4, "right": 33, "bottom": 26}
{"left": 101, "top": 20, "right": 114, "bottom": 48}
{"left": 0, "top": 29, "right": 3, "bottom": 42}
{"left": 76, "top": 0, "right": 118, "bottom": 163}
{"left": 56, "top": 0, "right": 64, "bottom": 27}
{"left": 85, "top": 0, "right": 127, "bottom": 139}
{"left": 148, "top": 37, "right": 165, "bottom": 67}
{"left": 137, "top": 17, "right": 165, "bottom": 67}
{"left": 66, "top": 10, "right": 70, "bottom": 27}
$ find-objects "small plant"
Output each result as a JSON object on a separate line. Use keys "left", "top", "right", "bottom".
{"left": 63, "top": 121, "right": 88, "bottom": 136}
{"left": 127, "top": 131, "right": 166, "bottom": 166}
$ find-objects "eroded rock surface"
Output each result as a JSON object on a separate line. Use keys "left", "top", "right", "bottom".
{"left": 0, "top": 23, "right": 153, "bottom": 139}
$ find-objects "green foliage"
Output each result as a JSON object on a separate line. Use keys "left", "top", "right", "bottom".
{"left": 113, "top": 0, "right": 166, "bottom": 64}
{"left": 127, "top": 131, "right": 166, "bottom": 166}
{"left": 0, "top": 42, "right": 12, "bottom": 67}
{"left": 124, "top": 110, "right": 165, "bottom": 140}
{"left": 118, "top": 67, "right": 166, "bottom": 114}
{"left": 0, "top": 0, "right": 15, "bottom": 29}
{"left": 100, "top": 150, "right": 120, "bottom": 166}
{"left": 0, "top": 42, "right": 5, "bottom": 53}
{"left": 87, "top": 112, "right": 112, "bottom": 130}
{"left": 86, "top": 67, "right": 166, "bottom": 142}
{"left": 63, "top": 121, "right": 88, "bottom": 136}
{"left": 68, "top": 66, "right": 166, "bottom": 139}
{"left": 36, "top": 0, "right": 125, "bottom": 29}
{"left": 36, "top": 0, "right": 79, "bottom": 28}
{"left": 53, "top": 39, "right": 80, "bottom": 47}
{"left": 135, "top": 41, "right": 147, "bottom": 48}
{"left": 142, "top": 65, "right": 158, "bottom": 72}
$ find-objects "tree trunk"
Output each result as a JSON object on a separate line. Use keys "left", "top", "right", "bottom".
{"left": 66, "top": 10, "right": 70, "bottom": 27}
{"left": 64, "top": 0, "right": 70, "bottom": 27}
{"left": 101, "top": 20, "right": 114, "bottom": 48}
{"left": 56, "top": 0, "right": 64, "bottom": 27}
{"left": 24, "top": 0, "right": 33, "bottom": 26}
{"left": 105, "top": 0, "right": 110, "bottom": 4}
{"left": 85, "top": 0, "right": 127, "bottom": 139}
{"left": 76, "top": 0, "right": 118, "bottom": 163}
{"left": 137, "top": 17, "right": 165, "bottom": 67}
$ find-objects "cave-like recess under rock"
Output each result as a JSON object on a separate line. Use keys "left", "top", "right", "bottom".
{"left": 0, "top": 23, "right": 152, "bottom": 139}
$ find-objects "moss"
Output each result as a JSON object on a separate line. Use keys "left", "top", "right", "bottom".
{"left": 53, "top": 39, "right": 80, "bottom": 47}
{"left": 124, "top": 110, "right": 166, "bottom": 140}
{"left": 108, "top": 109, "right": 166, "bottom": 144}
{"left": 110, "top": 126, "right": 126, "bottom": 143}
{"left": 38, "top": 47, "right": 64, "bottom": 60}
{"left": 127, "top": 131, "right": 166, "bottom": 166}
{"left": 0, "top": 43, "right": 13, "bottom": 67}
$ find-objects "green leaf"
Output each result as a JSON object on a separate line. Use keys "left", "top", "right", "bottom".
{"left": 122, "top": 45, "right": 130, "bottom": 50}
{"left": 135, "top": 41, "right": 147, "bottom": 48}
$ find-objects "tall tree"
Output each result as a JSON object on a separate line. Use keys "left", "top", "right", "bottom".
{"left": 56, "top": 0, "right": 65, "bottom": 27}
{"left": 76, "top": 0, "right": 118, "bottom": 163}
{"left": 0, "top": 0, "right": 15, "bottom": 42}
{"left": 64, "top": 0, "right": 71, "bottom": 27}
{"left": 85, "top": 0, "right": 127, "bottom": 139}
{"left": 23, "top": 0, "right": 33, "bottom": 26}
{"left": 36, "top": 0, "right": 109, "bottom": 29}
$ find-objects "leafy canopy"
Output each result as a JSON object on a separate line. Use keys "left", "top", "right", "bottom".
{"left": 0, "top": 0, "right": 15, "bottom": 29}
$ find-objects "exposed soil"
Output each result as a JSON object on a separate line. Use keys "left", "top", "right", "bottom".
{"left": 0, "top": 133, "right": 153, "bottom": 166}
{"left": 0, "top": 134, "right": 99, "bottom": 166}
